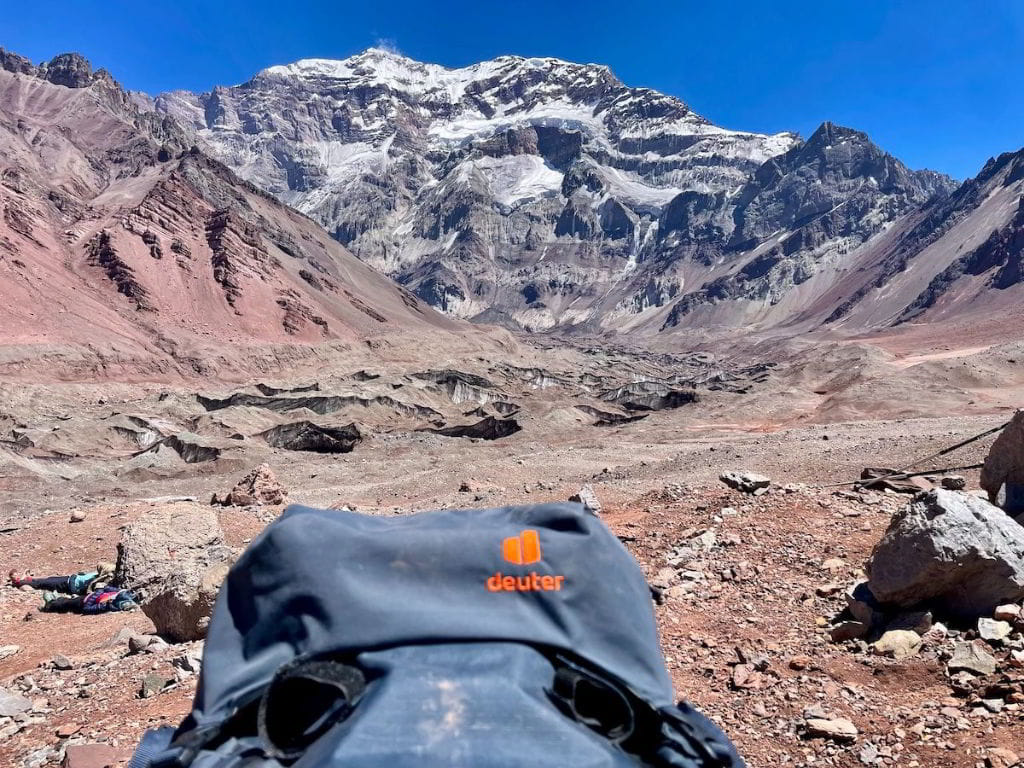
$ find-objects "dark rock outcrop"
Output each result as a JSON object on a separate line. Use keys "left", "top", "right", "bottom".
{"left": 428, "top": 416, "right": 522, "bottom": 440}
{"left": 259, "top": 421, "right": 361, "bottom": 453}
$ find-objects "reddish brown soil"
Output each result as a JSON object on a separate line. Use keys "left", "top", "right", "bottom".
{"left": 1, "top": 485, "right": 1020, "bottom": 768}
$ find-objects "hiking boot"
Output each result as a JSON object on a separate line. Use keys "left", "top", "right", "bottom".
{"left": 8, "top": 570, "right": 26, "bottom": 587}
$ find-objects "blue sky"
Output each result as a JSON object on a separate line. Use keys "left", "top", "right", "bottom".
{"left": 4, "top": 0, "right": 1022, "bottom": 180}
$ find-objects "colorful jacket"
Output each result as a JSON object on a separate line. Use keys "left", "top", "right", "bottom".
{"left": 82, "top": 586, "right": 138, "bottom": 613}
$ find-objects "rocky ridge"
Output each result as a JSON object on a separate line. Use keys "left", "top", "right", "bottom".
{"left": 0, "top": 48, "right": 494, "bottom": 381}
{"left": 153, "top": 48, "right": 977, "bottom": 336}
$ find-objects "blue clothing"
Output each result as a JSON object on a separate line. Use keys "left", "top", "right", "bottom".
{"left": 69, "top": 571, "right": 100, "bottom": 594}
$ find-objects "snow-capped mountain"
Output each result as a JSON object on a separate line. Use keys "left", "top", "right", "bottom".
{"left": 155, "top": 48, "right": 959, "bottom": 334}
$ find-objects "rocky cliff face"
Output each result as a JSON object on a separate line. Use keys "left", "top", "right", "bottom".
{"left": 154, "top": 48, "right": 960, "bottom": 335}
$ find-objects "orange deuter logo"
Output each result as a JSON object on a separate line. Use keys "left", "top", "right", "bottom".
{"left": 487, "top": 529, "right": 566, "bottom": 592}
{"left": 502, "top": 529, "right": 541, "bottom": 564}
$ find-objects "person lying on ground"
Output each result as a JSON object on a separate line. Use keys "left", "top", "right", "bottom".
{"left": 40, "top": 585, "right": 140, "bottom": 614}
{"left": 8, "top": 563, "right": 140, "bottom": 614}
{"left": 9, "top": 562, "right": 115, "bottom": 595}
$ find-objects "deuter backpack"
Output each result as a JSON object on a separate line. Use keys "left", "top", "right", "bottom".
{"left": 130, "top": 502, "right": 744, "bottom": 767}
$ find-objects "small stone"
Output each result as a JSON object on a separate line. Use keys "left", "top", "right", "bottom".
{"left": 68, "top": 510, "right": 86, "bottom": 523}
{"left": 846, "top": 582, "right": 884, "bottom": 627}
{"left": 871, "top": 630, "right": 922, "bottom": 659}
{"left": 821, "top": 558, "right": 846, "bottom": 571}
{"left": 803, "top": 704, "right": 828, "bottom": 719}
{"left": 805, "top": 717, "right": 859, "bottom": 742}
{"left": 831, "top": 621, "right": 870, "bottom": 642}
{"left": 458, "top": 481, "right": 472, "bottom": 493}
{"left": 139, "top": 673, "right": 171, "bottom": 699}
{"left": 568, "top": 484, "right": 602, "bottom": 515}
{"left": 816, "top": 582, "right": 844, "bottom": 597}
{"left": 948, "top": 641, "right": 998, "bottom": 676}
{"left": 980, "top": 698, "right": 1004, "bottom": 713}
{"left": 651, "top": 567, "right": 678, "bottom": 589}
{"left": 859, "top": 742, "right": 880, "bottom": 765}
{"left": 730, "top": 664, "right": 762, "bottom": 690}
{"left": 51, "top": 654, "right": 74, "bottom": 670}
{"left": 940, "top": 475, "right": 966, "bottom": 490}
{"left": 788, "top": 655, "right": 813, "bottom": 671}
{"left": 691, "top": 529, "right": 717, "bottom": 552}
{"left": 719, "top": 471, "right": 771, "bottom": 494}
{"left": 56, "top": 723, "right": 81, "bottom": 738}
{"left": 220, "top": 463, "right": 287, "bottom": 506}
{"left": 0, "top": 645, "right": 19, "bottom": 660}
{"left": 993, "top": 604, "right": 1021, "bottom": 622}
{"left": 171, "top": 652, "right": 202, "bottom": 677}
{"left": 922, "top": 622, "right": 949, "bottom": 645}
{"left": 978, "top": 617, "right": 1013, "bottom": 642}
{"left": 127, "top": 635, "right": 151, "bottom": 654}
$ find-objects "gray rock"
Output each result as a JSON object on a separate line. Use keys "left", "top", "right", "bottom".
{"left": 568, "top": 484, "right": 602, "bottom": 515}
{"left": 39, "top": 53, "right": 94, "bottom": 89}
{"left": 139, "top": 673, "right": 171, "bottom": 699}
{"left": 171, "top": 651, "right": 203, "bottom": 677}
{"left": 0, "top": 645, "right": 19, "bottom": 660}
{"left": 805, "top": 717, "right": 859, "bottom": 741}
{"left": 51, "top": 654, "right": 73, "bottom": 670}
{"left": 977, "top": 617, "right": 1012, "bottom": 642}
{"left": 116, "top": 502, "right": 236, "bottom": 642}
{"left": 690, "top": 529, "right": 717, "bottom": 552}
{"left": 127, "top": 634, "right": 151, "bottom": 654}
{"left": 0, "top": 687, "right": 32, "bottom": 717}
{"left": 866, "top": 490, "right": 1024, "bottom": 617}
{"left": 947, "top": 641, "right": 997, "bottom": 676}
{"left": 719, "top": 471, "right": 771, "bottom": 494}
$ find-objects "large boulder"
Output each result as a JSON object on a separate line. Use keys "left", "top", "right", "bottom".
{"left": 866, "top": 490, "right": 1024, "bottom": 617}
{"left": 115, "top": 502, "right": 236, "bottom": 642}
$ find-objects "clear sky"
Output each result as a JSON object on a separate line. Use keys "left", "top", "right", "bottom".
{"left": 4, "top": 0, "right": 1022, "bottom": 180}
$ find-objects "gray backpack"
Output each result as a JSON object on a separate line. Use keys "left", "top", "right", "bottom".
{"left": 130, "top": 502, "right": 743, "bottom": 767}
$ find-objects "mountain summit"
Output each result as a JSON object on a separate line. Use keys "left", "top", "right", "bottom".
{"left": 149, "top": 50, "right": 1013, "bottom": 339}
{"left": 153, "top": 50, "right": 811, "bottom": 328}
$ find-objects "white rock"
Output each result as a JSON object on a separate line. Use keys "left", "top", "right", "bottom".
{"left": 977, "top": 617, "right": 1012, "bottom": 642}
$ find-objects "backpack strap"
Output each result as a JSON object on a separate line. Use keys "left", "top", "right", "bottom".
{"left": 548, "top": 655, "right": 743, "bottom": 768}
{"left": 257, "top": 658, "right": 367, "bottom": 761}
{"left": 653, "top": 703, "right": 744, "bottom": 768}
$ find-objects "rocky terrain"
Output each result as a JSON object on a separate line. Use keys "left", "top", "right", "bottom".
{"left": 148, "top": 48, "right": 1018, "bottom": 342}
{"left": 2, "top": 44, "right": 1024, "bottom": 768}
{"left": 2, "top": 436, "right": 1023, "bottom": 768}
{"left": 0, "top": 49, "right": 501, "bottom": 382}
